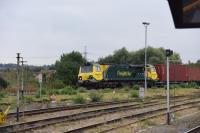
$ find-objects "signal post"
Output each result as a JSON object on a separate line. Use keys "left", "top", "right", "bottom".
{"left": 166, "top": 49, "right": 173, "bottom": 125}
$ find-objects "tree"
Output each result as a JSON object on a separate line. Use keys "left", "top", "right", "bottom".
{"left": 98, "top": 47, "right": 182, "bottom": 65}
{"left": 98, "top": 47, "right": 130, "bottom": 64}
{"left": 188, "top": 59, "right": 200, "bottom": 66}
{"left": 55, "top": 51, "right": 86, "bottom": 85}
{"left": 0, "top": 76, "right": 8, "bottom": 89}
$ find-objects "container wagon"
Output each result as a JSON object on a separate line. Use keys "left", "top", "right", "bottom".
{"left": 155, "top": 64, "right": 200, "bottom": 85}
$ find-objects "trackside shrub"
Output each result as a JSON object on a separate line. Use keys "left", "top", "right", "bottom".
{"left": 89, "top": 92, "right": 103, "bottom": 102}
{"left": 42, "top": 97, "right": 50, "bottom": 103}
{"left": 49, "top": 89, "right": 60, "bottom": 95}
{"left": 130, "top": 90, "right": 139, "bottom": 98}
{"left": 132, "top": 85, "right": 140, "bottom": 90}
{"left": 61, "top": 86, "right": 77, "bottom": 95}
{"left": 179, "top": 83, "right": 188, "bottom": 88}
{"left": 77, "top": 87, "right": 87, "bottom": 93}
{"left": 21, "top": 96, "right": 33, "bottom": 103}
{"left": 73, "top": 95, "right": 86, "bottom": 104}
{"left": 188, "top": 82, "right": 198, "bottom": 88}
{"left": 35, "top": 88, "right": 47, "bottom": 98}
{"left": 0, "top": 92, "right": 7, "bottom": 99}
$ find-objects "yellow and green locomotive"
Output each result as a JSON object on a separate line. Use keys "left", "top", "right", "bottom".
{"left": 78, "top": 63, "right": 158, "bottom": 88}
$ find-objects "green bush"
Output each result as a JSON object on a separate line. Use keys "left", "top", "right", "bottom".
{"left": 164, "top": 85, "right": 178, "bottom": 89}
{"left": 78, "top": 87, "right": 87, "bottom": 93}
{"left": 42, "top": 97, "right": 50, "bottom": 103}
{"left": 188, "top": 82, "right": 198, "bottom": 88}
{"left": 0, "top": 92, "right": 7, "bottom": 99}
{"left": 21, "top": 96, "right": 33, "bottom": 103}
{"left": 35, "top": 88, "right": 47, "bottom": 98}
{"left": 179, "top": 83, "right": 188, "bottom": 88}
{"left": 61, "top": 86, "right": 77, "bottom": 95}
{"left": 49, "top": 89, "right": 60, "bottom": 95}
{"left": 50, "top": 79, "right": 65, "bottom": 89}
{"left": 130, "top": 90, "right": 138, "bottom": 98}
{"left": 195, "top": 86, "right": 200, "bottom": 89}
{"left": 132, "top": 85, "right": 140, "bottom": 90}
{"left": 73, "top": 95, "right": 86, "bottom": 104}
{"left": 123, "top": 86, "right": 130, "bottom": 91}
{"left": 89, "top": 92, "right": 103, "bottom": 102}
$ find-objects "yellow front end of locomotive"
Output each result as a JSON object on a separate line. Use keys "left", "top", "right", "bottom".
{"left": 78, "top": 64, "right": 108, "bottom": 83}
{"left": 147, "top": 65, "right": 158, "bottom": 81}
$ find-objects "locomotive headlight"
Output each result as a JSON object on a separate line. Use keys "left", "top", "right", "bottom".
{"left": 79, "top": 76, "right": 82, "bottom": 80}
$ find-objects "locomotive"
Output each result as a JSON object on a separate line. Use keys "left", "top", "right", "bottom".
{"left": 78, "top": 63, "right": 200, "bottom": 88}
{"left": 78, "top": 63, "right": 158, "bottom": 88}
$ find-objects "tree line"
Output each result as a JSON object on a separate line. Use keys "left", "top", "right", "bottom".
{"left": 1, "top": 47, "right": 199, "bottom": 88}
{"left": 54, "top": 47, "right": 184, "bottom": 86}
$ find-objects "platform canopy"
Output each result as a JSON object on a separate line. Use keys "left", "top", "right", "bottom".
{"left": 168, "top": 0, "right": 200, "bottom": 28}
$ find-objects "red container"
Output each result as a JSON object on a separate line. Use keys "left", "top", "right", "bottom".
{"left": 155, "top": 64, "right": 188, "bottom": 82}
{"left": 188, "top": 66, "right": 200, "bottom": 81}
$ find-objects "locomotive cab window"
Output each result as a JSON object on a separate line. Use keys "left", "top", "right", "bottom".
{"left": 96, "top": 65, "right": 101, "bottom": 72}
{"left": 151, "top": 67, "right": 156, "bottom": 72}
{"left": 81, "top": 66, "right": 93, "bottom": 73}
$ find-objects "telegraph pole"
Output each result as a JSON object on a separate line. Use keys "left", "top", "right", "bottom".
{"left": 142, "top": 22, "right": 150, "bottom": 91}
{"left": 83, "top": 45, "right": 88, "bottom": 62}
{"left": 21, "top": 58, "right": 27, "bottom": 98}
{"left": 16, "top": 53, "right": 21, "bottom": 122}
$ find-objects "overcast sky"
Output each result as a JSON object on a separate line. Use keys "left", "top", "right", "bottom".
{"left": 0, "top": 0, "right": 200, "bottom": 65}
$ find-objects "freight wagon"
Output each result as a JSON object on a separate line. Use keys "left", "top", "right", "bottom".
{"left": 155, "top": 64, "right": 200, "bottom": 85}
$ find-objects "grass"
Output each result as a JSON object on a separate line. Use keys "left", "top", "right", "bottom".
{"left": 142, "top": 119, "right": 157, "bottom": 127}
{"left": 130, "top": 90, "right": 139, "bottom": 98}
{"left": 72, "top": 95, "right": 86, "bottom": 104}
{"left": 0, "top": 91, "right": 8, "bottom": 100}
{"left": 1, "top": 86, "right": 200, "bottom": 111}
{"left": 60, "top": 86, "right": 77, "bottom": 95}
{"left": 89, "top": 92, "right": 103, "bottom": 102}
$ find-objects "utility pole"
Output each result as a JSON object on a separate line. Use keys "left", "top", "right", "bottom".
{"left": 16, "top": 53, "right": 21, "bottom": 122}
{"left": 83, "top": 45, "right": 88, "bottom": 62}
{"left": 166, "top": 49, "right": 173, "bottom": 125}
{"left": 142, "top": 22, "right": 150, "bottom": 91}
{"left": 21, "top": 58, "right": 27, "bottom": 98}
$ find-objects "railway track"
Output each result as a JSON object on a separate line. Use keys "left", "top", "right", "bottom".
{"left": 7, "top": 99, "right": 136, "bottom": 119}
{"left": 0, "top": 97, "right": 199, "bottom": 133}
{"left": 7, "top": 95, "right": 188, "bottom": 119}
{"left": 185, "top": 125, "right": 200, "bottom": 133}
{"left": 62, "top": 99, "right": 200, "bottom": 133}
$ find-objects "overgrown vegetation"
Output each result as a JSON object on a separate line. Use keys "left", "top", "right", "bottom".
{"left": 77, "top": 87, "right": 87, "bottom": 93}
{"left": 89, "top": 92, "right": 103, "bottom": 102}
{"left": 73, "top": 95, "right": 86, "bottom": 104}
{"left": 132, "top": 85, "right": 140, "bottom": 90}
{"left": 60, "top": 86, "right": 77, "bottom": 95}
{"left": 0, "top": 77, "right": 9, "bottom": 89}
{"left": 35, "top": 88, "right": 47, "bottom": 98}
{"left": 55, "top": 51, "right": 86, "bottom": 85}
{"left": 168, "top": 82, "right": 200, "bottom": 89}
{"left": 130, "top": 90, "right": 139, "bottom": 98}
{"left": 20, "top": 96, "right": 34, "bottom": 104}
{"left": 142, "top": 119, "right": 157, "bottom": 127}
{"left": 0, "top": 91, "right": 7, "bottom": 100}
